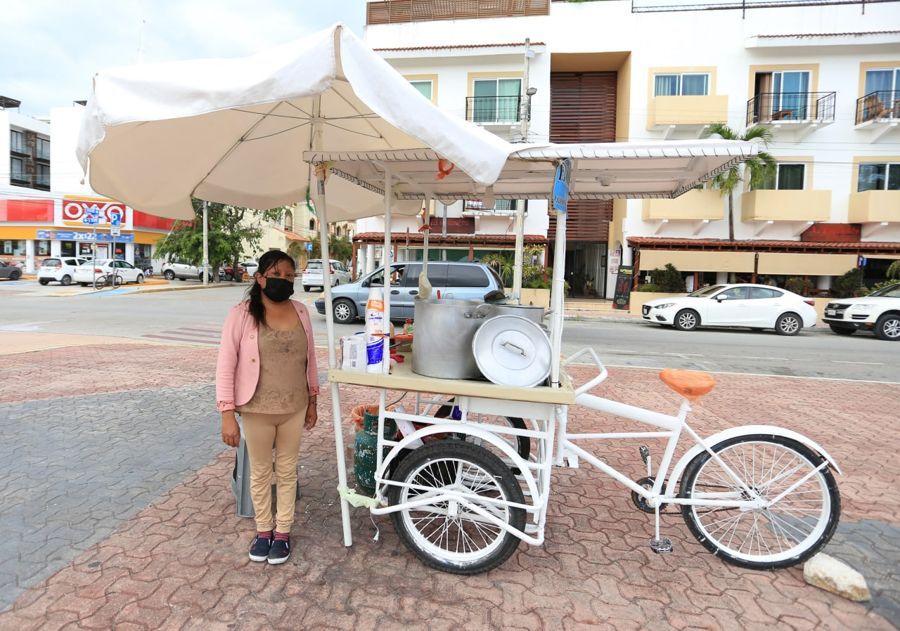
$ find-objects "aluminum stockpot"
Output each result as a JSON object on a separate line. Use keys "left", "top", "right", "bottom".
{"left": 412, "top": 298, "right": 486, "bottom": 380}
{"left": 479, "top": 303, "right": 545, "bottom": 325}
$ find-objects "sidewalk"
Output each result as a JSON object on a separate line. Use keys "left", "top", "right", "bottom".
{"left": 0, "top": 332, "right": 896, "bottom": 629}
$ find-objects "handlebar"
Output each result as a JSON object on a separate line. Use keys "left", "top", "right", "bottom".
{"left": 563, "top": 347, "right": 609, "bottom": 395}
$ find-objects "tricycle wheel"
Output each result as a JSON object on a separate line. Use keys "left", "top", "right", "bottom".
{"left": 387, "top": 440, "right": 525, "bottom": 575}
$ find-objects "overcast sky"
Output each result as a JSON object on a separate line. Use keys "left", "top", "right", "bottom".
{"left": 0, "top": 0, "right": 366, "bottom": 118}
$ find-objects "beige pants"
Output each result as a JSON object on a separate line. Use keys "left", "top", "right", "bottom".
{"left": 241, "top": 407, "right": 306, "bottom": 533}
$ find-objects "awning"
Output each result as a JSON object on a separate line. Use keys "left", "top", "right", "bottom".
{"left": 352, "top": 232, "right": 547, "bottom": 246}
{"left": 628, "top": 236, "right": 900, "bottom": 255}
{"left": 757, "top": 253, "right": 857, "bottom": 276}
{"left": 639, "top": 250, "right": 755, "bottom": 273}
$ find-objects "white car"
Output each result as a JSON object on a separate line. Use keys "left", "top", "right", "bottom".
{"left": 822, "top": 283, "right": 900, "bottom": 341}
{"left": 73, "top": 259, "right": 145, "bottom": 286}
{"left": 38, "top": 257, "right": 88, "bottom": 286}
{"left": 642, "top": 283, "right": 817, "bottom": 336}
{"left": 241, "top": 260, "right": 259, "bottom": 277}
{"left": 301, "top": 259, "right": 351, "bottom": 292}
{"left": 162, "top": 260, "right": 205, "bottom": 281}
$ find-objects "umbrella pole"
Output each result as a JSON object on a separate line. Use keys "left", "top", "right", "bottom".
{"left": 382, "top": 168, "right": 392, "bottom": 373}
{"left": 423, "top": 198, "right": 430, "bottom": 274}
{"left": 512, "top": 202, "right": 525, "bottom": 303}
{"left": 315, "top": 168, "right": 354, "bottom": 548}
{"left": 549, "top": 203, "right": 567, "bottom": 388}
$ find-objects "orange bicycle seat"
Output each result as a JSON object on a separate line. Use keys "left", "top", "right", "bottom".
{"left": 659, "top": 369, "right": 716, "bottom": 401}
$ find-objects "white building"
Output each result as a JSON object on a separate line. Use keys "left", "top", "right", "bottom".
{"left": 364, "top": 0, "right": 900, "bottom": 297}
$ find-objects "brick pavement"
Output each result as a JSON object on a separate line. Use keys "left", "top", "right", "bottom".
{"left": 0, "top": 339, "right": 897, "bottom": 629}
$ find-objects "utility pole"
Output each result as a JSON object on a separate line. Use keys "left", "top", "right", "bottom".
{"left": 202, "top": 200, "right": 209, "bottom": 285}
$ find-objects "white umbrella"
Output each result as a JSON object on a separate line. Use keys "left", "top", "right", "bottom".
{"left": 77, "top": 23, "right": 517, "bottom": 548}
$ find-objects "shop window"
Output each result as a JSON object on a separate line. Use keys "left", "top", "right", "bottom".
{"left": 858, "top": 163, "right": 900, "bottom": 192}
{"left": 78, "top": 242, "right": 94, "bottom": 257}
{"left": 654, "top": 73, "right": 709, "bottom": 97}
{"left": 36, "top": 240, "right": 51, "bottom": 256}
{"left": 61, "top": 241, "right": 76, "bottom": 257}
{"left": 756, "top": 163, "right": 805, "bottom": 190}
{"left": 2, "top": 240, "right": 26, "bottom": 256}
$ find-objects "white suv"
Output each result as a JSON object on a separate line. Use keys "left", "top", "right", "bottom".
{"left": 302, "top": 259, "right": 351, "bottom": 292}
{"left": 38, "top": 257, "right": 88, "bottom": 286}
{"left": 162, "top": 260, "right": 207, "bottom": 281}
{"left": 823, "top": 283, "right": 900, "bottom": 341}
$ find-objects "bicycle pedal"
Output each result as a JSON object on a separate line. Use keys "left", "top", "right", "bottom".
{"left": 649, "top": 537, "right": 673, "bottom": 554}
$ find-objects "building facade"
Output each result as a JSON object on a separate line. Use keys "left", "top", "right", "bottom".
{"left": 364, "top": 0, "right": 900, "bottom": 296}
{"left": 1, "top": 103, "right": 174, "bottom": 272}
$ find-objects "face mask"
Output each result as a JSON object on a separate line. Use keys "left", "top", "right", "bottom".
{"left": 262, "top": 276, "right": 294, "bottom": 302}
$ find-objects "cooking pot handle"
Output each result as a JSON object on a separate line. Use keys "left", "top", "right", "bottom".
{"left": 465, "top": 304, "right": 494, "bottom": 319}
{"left": 501, "top": 341, "right": 527, "bottom": 357}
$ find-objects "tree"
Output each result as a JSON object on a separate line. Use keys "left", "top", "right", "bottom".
{"left": 309, "top": 235, "right": 353, "bottom": 263}
{"left": 888, "top": 260, "right": 900, "bottom": 280}
{"left": 154, "top": 199, "right": 284, "bottom": 280}
{"left": 703, "top": 124, "right": 777, "bottom": 241}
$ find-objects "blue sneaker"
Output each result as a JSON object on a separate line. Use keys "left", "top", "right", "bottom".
{"left": 249, "top": 534, "right": 272, "bottom": 562}
{"left": 268, "top": 537, "right": 291, "bottom": 565}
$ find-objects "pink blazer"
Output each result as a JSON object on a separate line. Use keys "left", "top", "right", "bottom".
{"left": 216, "top": 300, "right": 319, "bottom": 413}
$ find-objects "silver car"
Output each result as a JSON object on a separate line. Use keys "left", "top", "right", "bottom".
{"left": 314, "top": 261, "right": 504, "bottom": 324}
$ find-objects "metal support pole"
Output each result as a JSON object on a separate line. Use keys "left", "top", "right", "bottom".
{"left": 512, "top": 38, "right": 532, "bottom": 302}
{"left": 202, "top": 200, "right": 209, "bottom": 285}
{"left": 382, "top": 168, "right": 393, "bottom": 373}
{"left": 549, "top": 207, "right": 567, "bottom": 387}
{"left": 441, "top": 201, "right": 447, "bottom": 261}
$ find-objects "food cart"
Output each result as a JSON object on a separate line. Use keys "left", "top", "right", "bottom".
{"left": 77, "top": 24, "right": 841, "bottom": 576}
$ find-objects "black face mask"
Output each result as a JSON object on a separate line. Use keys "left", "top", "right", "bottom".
{"left": 262, "top": 277, "right": 294, "bottom": 302}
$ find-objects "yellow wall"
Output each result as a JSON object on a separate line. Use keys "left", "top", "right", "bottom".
{"left": 741, "top": 190, "right": 831, "bottom": 222}
{"left": 640, "top": 250, "right": 755, "bottom": 272}
{"left": 757, "top": 253, "right": 858, "bottom": 276}
{"left": 642, "top": 189, "right": 724, "bottom": 220}
{"left": 848, "top": 190, "right": 900, "bottom": 223}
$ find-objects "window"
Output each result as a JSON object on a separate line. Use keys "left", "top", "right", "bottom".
{"left": 10, "top": 157, "right": 26, "bottom": 182}
{"left": 750, "top": 287, "right": 782, "bottom": 299}
{"left": 654, "top": 73, "right": 709, "bottom": 97}
{"left": 757, "top": 163, "right": 805, "bottom": 191}
{"left": 858, "top": 163, "right": 900, "bottom": 192}
{"left": 36, "top": 163, "right": 50, "bottom": 188}
{"left": 284, "top": 211, "right": 293, "bottom": 232}
{"left": 754, "top": 71, "right": 811, "bottom": 121}
{"left": 718, "top": 286, "right": 749, "bottom": 300}
{"left": 402, "top": 263, "right": 447, "bottom": 287}
{"left": 10, "top": 130, "right": 26, "bottom": 154}
{"left": 446, "top": 265, "right": 489, "bottom": 288}
{"left": 410, "top": 80, "right": 433, "bottom": 101}
{"left": 36, "top": 240, "right": 51, "bottom": 256}
{"left": 367, "top": 264, "right": 407, "bottom": 287}
{"left": 61, "top": 241, "right": 76, "bottom": 257}
{"left": 864, "top": 68, "right": 900, "bottom": 101}
{"left": 472, "top": 78, "right": 521, "bottom": 123}
{"left": 2, "top": 240, "right": 26, "bottom": 256}
{"left": 36, "top": 137, "right": 50, "bottom": 161}
{"left": 309, "top": 219, "right": 315, "bottom": 231}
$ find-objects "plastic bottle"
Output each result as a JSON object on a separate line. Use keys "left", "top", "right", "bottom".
{"left": 365, "top": 286, "right": 385, "bottom": 373}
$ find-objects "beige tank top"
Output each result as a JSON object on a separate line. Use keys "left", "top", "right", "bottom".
{"left": 237, "top": 321, "right": 309, "bottom": 415}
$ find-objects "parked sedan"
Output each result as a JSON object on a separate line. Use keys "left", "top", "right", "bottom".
{"left": 0, "top": 260, "right": 22, "bottom": 281}
{"left": 73, "top": 259, "right": 145, "bottom": 286}
{"left": 642, "top": 284, "right": 817, "bottom": 336}
{"left": 38, "top": 257, "right": 88, "bottom": 285}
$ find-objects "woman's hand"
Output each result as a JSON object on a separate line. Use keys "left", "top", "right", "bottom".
{"left": 305, "top": 398, "right": 318, "bottom": 430}
{"left": 221, "top": 411, "right": 241, "bottom": 447}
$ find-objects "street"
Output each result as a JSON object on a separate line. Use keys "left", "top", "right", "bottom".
{"left": 1, "top": 280, "right": 897, "bottom": 384}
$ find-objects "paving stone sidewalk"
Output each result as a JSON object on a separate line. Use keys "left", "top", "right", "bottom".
{"left": 0, "top": 341, "right": 897, "bottom": 630}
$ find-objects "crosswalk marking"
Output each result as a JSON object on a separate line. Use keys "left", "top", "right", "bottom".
{"left": 142, "top": 325, "right": 223, "bottom": 346}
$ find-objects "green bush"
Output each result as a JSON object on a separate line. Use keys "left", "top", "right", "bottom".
{"left": 636, "top": 283, "right": 661, "bottom": 293}
{"left": 648, "top": 264, "right": 685, "bottom": 293}
{"left": 784, "top": 276, "right": 813, "bottom": 296}
{"left": 831, "top": 268, "right": 865, "bottom": 298}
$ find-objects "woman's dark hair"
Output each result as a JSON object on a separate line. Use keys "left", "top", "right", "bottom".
{"left": 247, "top": 249, "right": 297, "bottom": 326}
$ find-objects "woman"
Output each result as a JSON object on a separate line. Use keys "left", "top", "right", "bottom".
{"left": 216, "top": 249, "right": 319, "bottom": 565}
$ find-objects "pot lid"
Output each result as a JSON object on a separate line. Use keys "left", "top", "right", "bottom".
{"left": 472, "top": 315, "right": 551, "bottom": 388}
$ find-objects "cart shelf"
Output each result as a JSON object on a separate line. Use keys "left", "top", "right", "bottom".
{"left": 328, "top": 354, "right": 575, "bottom": 405}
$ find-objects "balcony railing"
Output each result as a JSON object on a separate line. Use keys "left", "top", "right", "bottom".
{"left": 367, "top": 0, "right": 549, "bottom": 24}
{"left": 746, "top": 92, "right": 835, "bottom": 126}
{"left": 466, "top": 95, "right": 524, "bottom": 124}
{"left": 855, "top": 90, "right": 900, "bottom": 125}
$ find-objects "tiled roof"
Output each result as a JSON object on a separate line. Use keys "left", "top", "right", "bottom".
{"left": 628, "top": 237, "right": 900, "bottom": 254}
{"left": 274, "top": 227, "right": 309, "bottom": 242}
{"left": 353, "top": 232, "right": 547, "bottom": 245}
{"left": 374, "top": 41, "right": 545, "bottom": 52}
{"left": 756, "top": 30, "right": 900, "bottom": 39}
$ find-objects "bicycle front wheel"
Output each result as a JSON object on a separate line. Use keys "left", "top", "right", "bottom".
{"left": 679, "top": 435, "right": 840, "bottom": 570}
{"left": 93, "top": 275, "right": 107, "bottom": 290}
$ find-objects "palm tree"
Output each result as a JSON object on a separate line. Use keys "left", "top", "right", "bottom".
{"left": 704, "top": 123, "right": 777, "bottom": 241}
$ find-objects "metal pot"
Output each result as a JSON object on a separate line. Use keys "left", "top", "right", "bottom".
{"left": 478, "top": 303, "right": 545, "bottom": 325}
{"left": 411, "top": 298, "right": 487, "bottom": 379}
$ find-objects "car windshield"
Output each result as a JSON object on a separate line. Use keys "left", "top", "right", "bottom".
{"left": 868, "top": 284, "right": 900, "bottom": 298}
{"left": 306, "top": 261, "right": 323, "bottom": 270}
{"left": 687, "top": 285, "right": 725, "bottom": 297}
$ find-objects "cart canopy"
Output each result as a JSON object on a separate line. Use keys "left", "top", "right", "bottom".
{"left": 76, "top": 23, "right": 512, "bottom": 221}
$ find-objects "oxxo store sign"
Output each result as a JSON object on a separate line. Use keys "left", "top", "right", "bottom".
{"left": 61, "top": 198, "right": 131, "bottom": 229}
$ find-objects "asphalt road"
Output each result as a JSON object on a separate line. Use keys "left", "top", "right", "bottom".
{"left": 1, "top": 279, "right": 898, "bottom": 383}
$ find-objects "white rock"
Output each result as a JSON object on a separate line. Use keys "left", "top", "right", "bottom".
{"left": 803, "top": 553, "right": 871, "bottom": 602}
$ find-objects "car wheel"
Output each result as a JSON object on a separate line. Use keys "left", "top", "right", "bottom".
{"left": 164, "top": 270, "right": 175, "bottom": 280}
{"left": 333, "top": 299, "right": 357, "bottom": 324}
{"left": 136, "top": 274, "right": 144, "bottom": 284}
{"left": 874, "top": 313, "right": 900, "bottom": 341}
{"left": 775, "top": 312, "right": 802, "bottom": 336}
{"left": 9, "top": 270, "right": 21, "bottom": 281}
{"left": 61, "top": 275, "right": 73, "bottom": 286}
{"left": 224, "top": 273, "right": 233, "bottom": 282}
{"left": 303, "top": 286, "right": 311, "bottom": 292}
{"left": 39, "top": 279, "right": 50, "bottom": 286}
{"left": 828, "top": 324, "right": 855, "bottom": 336}
{"left": 673, "top": 309, "right": 700, "bottom": 331}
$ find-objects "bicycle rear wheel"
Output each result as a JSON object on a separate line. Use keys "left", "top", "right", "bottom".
{"left": 93, "top": 275, "right": 107, "bottom": 290}
{"left": 679, "top": 435, "right": 840, "bottom": 570}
